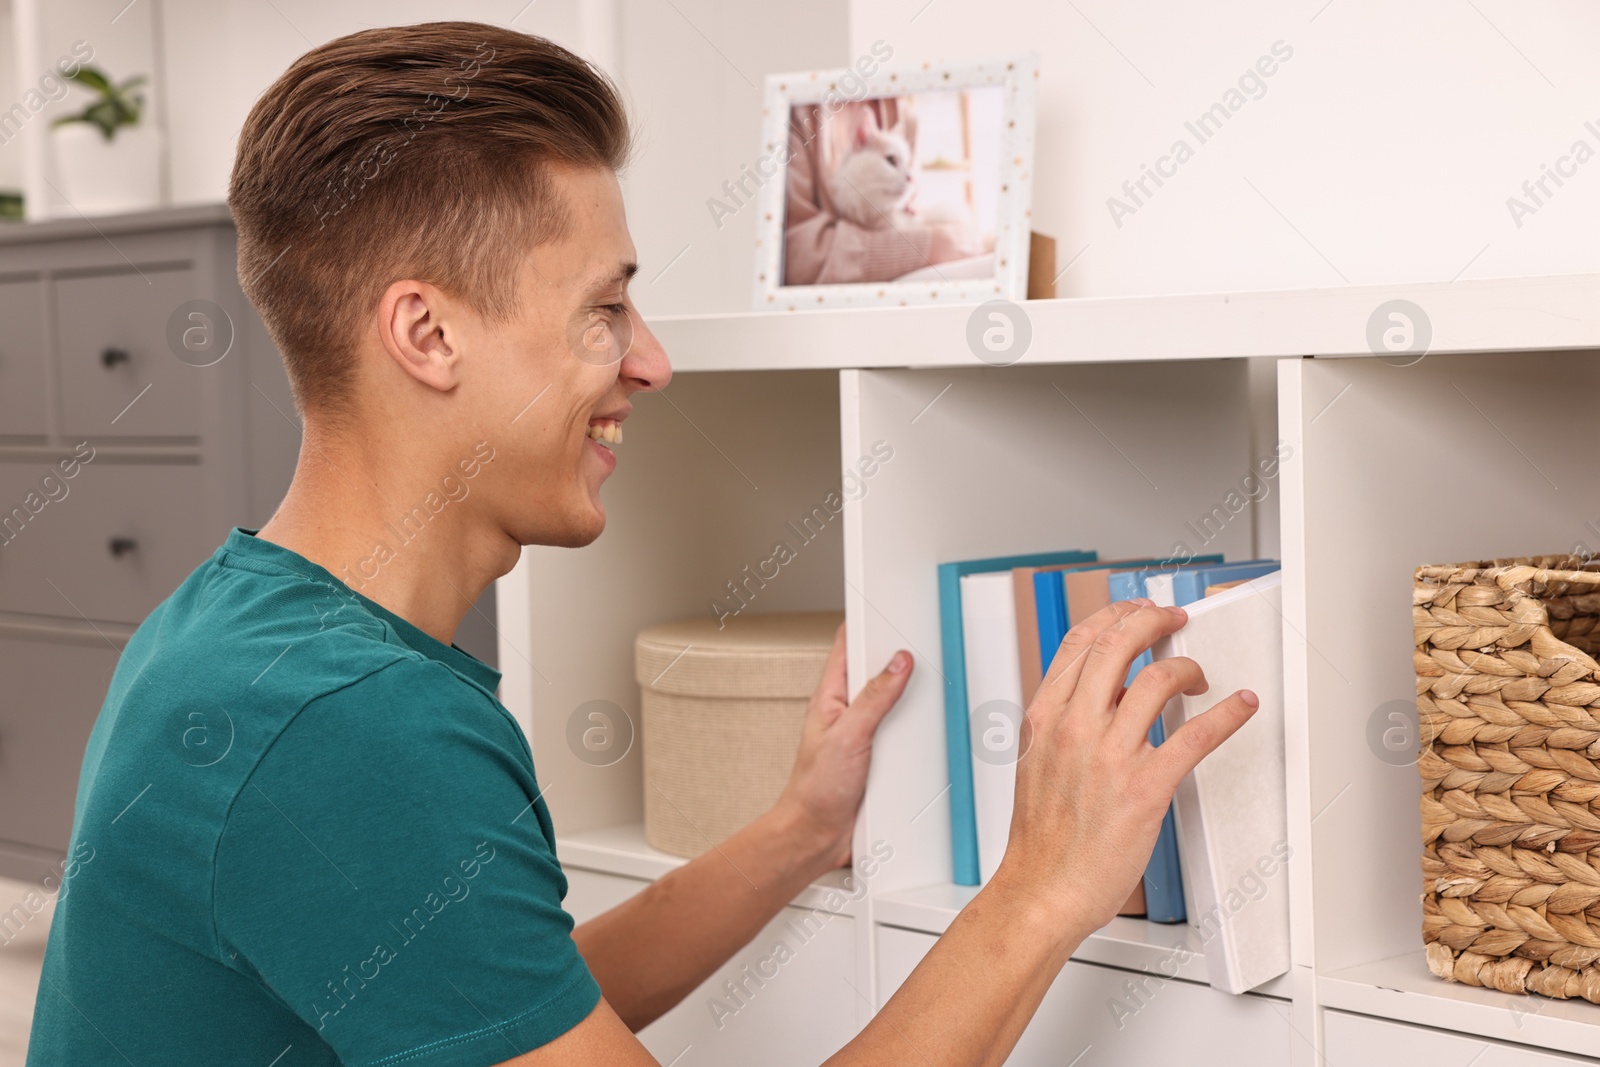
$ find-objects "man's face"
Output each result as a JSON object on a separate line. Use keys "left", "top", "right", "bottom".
{"left": 461, "top": 165, "right": 671, "bottom": 549}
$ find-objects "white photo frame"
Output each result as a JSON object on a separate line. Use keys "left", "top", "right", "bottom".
{"left": 751, "top": 50, "right": 1038, "bottom": 311}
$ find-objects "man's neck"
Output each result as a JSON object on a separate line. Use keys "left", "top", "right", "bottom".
{"left": 256, "top": 428, "right": 519, "bottom": 646}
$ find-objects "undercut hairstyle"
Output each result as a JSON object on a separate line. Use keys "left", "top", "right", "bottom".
{"left": 229, "top": 21, "right": 632, "bottom": 413}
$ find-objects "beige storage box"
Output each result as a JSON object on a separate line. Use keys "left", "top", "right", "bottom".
{"left": 635, "top": 610, "right": 842, "bottom": 858}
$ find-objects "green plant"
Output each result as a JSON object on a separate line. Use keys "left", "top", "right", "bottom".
{"left": 52, "top": 67, "right": 146, "bottom": 142}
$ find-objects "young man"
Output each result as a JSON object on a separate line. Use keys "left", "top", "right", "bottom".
{"left": 27, "top": 21, "right": 1258, "bottom": 1067}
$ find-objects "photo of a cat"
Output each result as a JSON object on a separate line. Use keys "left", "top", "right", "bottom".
{"left": 753, "top": 52, "right": 1035, "bottom": 309}
{"left": 781, "top": 86, "right": 1005, "bottom": 288}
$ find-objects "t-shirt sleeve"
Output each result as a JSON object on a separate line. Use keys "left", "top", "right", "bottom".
{"left": 214, "top": 656, "right": 601, "bottom": 1067}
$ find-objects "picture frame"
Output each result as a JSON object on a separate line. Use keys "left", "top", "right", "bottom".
{"left": 750, "top": 50, "right": 1038, "bottom": 311}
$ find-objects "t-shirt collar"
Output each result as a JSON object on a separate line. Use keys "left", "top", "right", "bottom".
{"left": 221, "top": 528, "right": 504, "bottom": 695}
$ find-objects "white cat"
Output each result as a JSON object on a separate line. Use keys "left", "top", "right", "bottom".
{"left": 829, "top": 115, "right": 975, "bottom": 244}
{"left": 829, "top": 121, "right": 917, "bottom": 229}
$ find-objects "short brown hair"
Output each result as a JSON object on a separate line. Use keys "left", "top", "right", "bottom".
{"left": 229, "top": 21, "right": 631, "bottom": 412}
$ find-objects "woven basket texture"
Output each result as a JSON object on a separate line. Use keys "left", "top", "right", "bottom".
{"left": 636, "top": 612, "right": 842, "bottom": 858}
{"left": 1414, "top": 555, "right": 1600, "bottom": 1004}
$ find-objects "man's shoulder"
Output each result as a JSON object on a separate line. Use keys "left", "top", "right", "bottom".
{"left": 102, "top": 544, "right": 510, "bottom": 790}
{"left": 126, "top": 544, "right": 414, "bottom": 708}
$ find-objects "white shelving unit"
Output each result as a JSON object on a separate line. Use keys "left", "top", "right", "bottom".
{"left": 497, "top": 277, "right": 1600, "bottom": 1066}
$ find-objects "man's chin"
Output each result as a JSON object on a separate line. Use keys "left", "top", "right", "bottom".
{"left": 508, "top": 492, "right": 605, "bottom": 549}
{"left": 550, "top": 504, "right": 606, "bottom": 548}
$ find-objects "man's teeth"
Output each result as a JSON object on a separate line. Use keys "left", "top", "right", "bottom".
{"left": 587, "top": 422, "right": 623, "bottom": 445}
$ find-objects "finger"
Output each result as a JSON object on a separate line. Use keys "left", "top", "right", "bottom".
{"left": 1075, "top": 602, "right": 1189, "bottom": 711}
{"left": 1154, "top": 690, "right": 1260, "bottom": 785}
{"left": 1115, "top": 656, "right": 1207, "bottom": 747}
{"left": 813, "top": 621, "right": 850, "bottom": 710}
{"left": 845, "top": 650, "right": 913, "bottom": 736}
{"left": 1038, "top": 598, "right": 1153, "bottom": 705}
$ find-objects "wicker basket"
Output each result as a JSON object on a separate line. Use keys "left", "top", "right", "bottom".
{"left": 635, "top": 611, "right": 842, "bottom": 858}
{"left": 1413, "top": 556, "right": 1600, "bottom": 1004}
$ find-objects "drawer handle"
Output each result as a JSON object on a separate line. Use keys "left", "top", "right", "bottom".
{"left": 108, "top": 536, "right": 139, "bottom": 558}
{"left": 100, "top": 347, "right": 132, "bottom": 368}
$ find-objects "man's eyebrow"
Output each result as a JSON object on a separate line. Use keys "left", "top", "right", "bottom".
{"left": 586, "top": 262, "right": 638, "bottom": 295}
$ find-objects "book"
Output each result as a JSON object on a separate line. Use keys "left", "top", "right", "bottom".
{"left": 1019, "top": 558, "right": 1160, "bottom": 704}
{"left": 938, "top": 549, "right": 1096, "bottom": 886}
{"left": 1011, "top": 562, "right": 1091, "bottom": 707}
{"left": 1105, "top": 560, "right": 1263, "bottom": 923}
{"left": 1144, "top": 559, "right": 1276, "bottom": 923}
{"left": 1027, "top": 555, "right": 1219, "bottom": 915}
{"left": 1060, "top": 555, "right": 1218, "bottom": 640}
{"left": 1152, "top": 572, "right": 1288, "bottom": 994}
{"left": 1171, "top": 562, "right": 1280, "bottom": 607}
{"left": 1036, "top": 556, "right": 1224, "bottom": 688}
{"left": 960, "top": 572, "right": 1026, "bottom": 885}
{"left": 1145, "top": 560, "right": 1275, "bottom": 611}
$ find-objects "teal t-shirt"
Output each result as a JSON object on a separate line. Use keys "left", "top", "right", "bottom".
{"left": 27, "top": 528, "right": 601, "bottom": 1066}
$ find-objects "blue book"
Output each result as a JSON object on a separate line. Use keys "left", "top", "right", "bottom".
{"left": 1170, "top": 561, "right": 1281, "bottom": 607}
{"left": 1033, "top": 569, "right": 1070, "bottom": 675}
{"left": 939, "top": 548, "right": 1097, "bottom": 886}
{"left": 1104, "top": 559, "right": 1269, "bottom": 923}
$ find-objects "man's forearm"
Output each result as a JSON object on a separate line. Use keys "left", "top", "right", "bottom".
{"left": 571, "top": 802, "right": 838, "bottom": 1031}
{"left": 827, "top": 870, "right": 1093, "bottom": 1067}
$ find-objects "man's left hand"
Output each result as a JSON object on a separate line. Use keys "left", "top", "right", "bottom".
{"left": 773, "top": 622, "right": 913, "bottom": 871}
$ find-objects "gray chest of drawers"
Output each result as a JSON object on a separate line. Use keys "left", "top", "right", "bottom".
{"left": 0, "top": 204, "right": 301, "bottom": 880}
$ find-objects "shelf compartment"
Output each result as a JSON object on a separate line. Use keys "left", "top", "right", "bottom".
{"left": 498, "top": 369, "right": 846, "bottom": 838}
{"left": 843, "top": 361, "right": 1260, "bottom": 897}
{"left": 1320, "top": 951, "right": 1600, "bottom": 1059}
{"left": 1280, "top": 351, "right": 1600, "bottom": 983}
{"left": 874, "top": 880, "right": 1293, "bottom": 997}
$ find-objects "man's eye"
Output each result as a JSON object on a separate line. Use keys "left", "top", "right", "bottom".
{"left": 570, "top": 302, "right": 636, "bottom": 366}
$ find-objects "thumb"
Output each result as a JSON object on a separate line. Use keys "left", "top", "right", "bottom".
{"left": 845, "top": 651, "right": 913, "bottom": 735}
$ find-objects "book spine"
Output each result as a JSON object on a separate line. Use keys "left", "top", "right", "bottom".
{"left": 1013, "top": 569, "right": 1045, "bottom": 706}
{"left": 1172, "top": 570, "right": 1203, "bottom": 606}
{"left": 938, "top": 563, "right": 982, "bottom": 886}
{"left": 1033, "top": 570, "right": 1068, "bottom": 680}
{"left": 1144, "top": 785, "right": 1188, "bottom": 923}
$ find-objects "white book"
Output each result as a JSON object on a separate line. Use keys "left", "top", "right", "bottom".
{"left": 1151, "top": 571, "right": 1289, "bottom": 995}
{"left": 959, "top": 572, "right": 1025, "bottom": 885}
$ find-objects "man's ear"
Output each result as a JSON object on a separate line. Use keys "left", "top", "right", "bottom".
{"left": 378, "top": 279, "right": 462, "bottom": 393}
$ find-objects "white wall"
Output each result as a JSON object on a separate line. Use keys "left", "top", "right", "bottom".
{"left": 614, "top": 0, "right": 850, "bottom": 317}
{"left": 158, "top": 0, "right": 585, "bottom": 207}
{"left": 69, "top": 0, "right": 851, "bottom": 318}
{"left": 10, "top": 0, "right": 1597, "bottom": 301}
{"left": 848, "top": 0, "right": 1600, "bottom": 298}
{"left": 0, "top": 0, "right": 18, "bottom": 191}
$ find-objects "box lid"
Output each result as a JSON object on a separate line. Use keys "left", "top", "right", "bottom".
{"left": 635, "top": 610, "right": 843, "bottom": 698}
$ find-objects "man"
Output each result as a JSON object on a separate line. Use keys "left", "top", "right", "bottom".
{"left": 28, "top": 21, "right": 1258, "bottom": 1067}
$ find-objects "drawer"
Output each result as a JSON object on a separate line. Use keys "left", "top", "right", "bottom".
{"left": 1325, "top": 1010, "right": 1594, "bottom": 1065}
{"left": 0, "top": 634, "right": 120, "bottom": 852}
{"left": 57, "top": 267, "right": 203, "bottom": 437}
{"left": 876, "top": 925, "right": 1293, "bottom": 1066}
{"left": 0, "top": 458, "right": 218, "bottom": 624}
{"left": 0, "top": 279, "right": 48, "bottom": 438}
{"left": 567, "top": 868, "right": 858, "bottom": 1067}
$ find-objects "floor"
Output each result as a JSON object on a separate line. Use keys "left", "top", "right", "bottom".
{"left": 0, "top": 876, "right": 50, "bottom": 1067}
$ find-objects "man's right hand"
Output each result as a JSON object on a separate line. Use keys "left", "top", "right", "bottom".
{"left": 996, "top": 597, "right": 1261, "bottom": 932}
{"left": 503, "top": 596, "right": 1261, "bottom": 1067}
